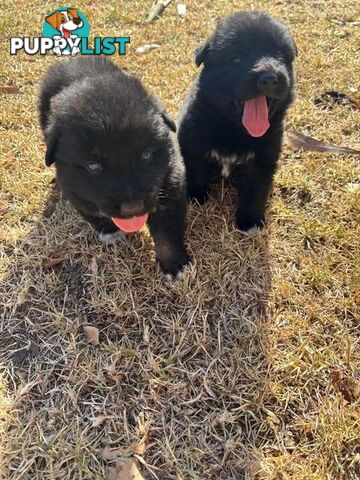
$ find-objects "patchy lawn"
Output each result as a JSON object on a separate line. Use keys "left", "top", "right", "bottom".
{"left": 0, "top": 0, "right": 359, "bottom": 479}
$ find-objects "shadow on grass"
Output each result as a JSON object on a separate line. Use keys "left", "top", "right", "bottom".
{"left": 0, "top": 182, "right": 272, "bottom": 479}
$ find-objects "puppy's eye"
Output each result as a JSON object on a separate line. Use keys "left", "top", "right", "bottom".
{"left": 142, "top": 150, "right": 153, "bottom": 162}
{"left": 86, "top": 162, "right": 102, "bottom": 173}
{"left": 232, "top": 57, "right": 242, "bottom": 63}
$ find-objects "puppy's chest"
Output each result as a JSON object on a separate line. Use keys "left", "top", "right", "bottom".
{"left": 210, "top": 150, "right": 255, "bottom": 177}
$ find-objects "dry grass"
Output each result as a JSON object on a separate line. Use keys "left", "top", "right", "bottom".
{"left": 0, "top": 0, "right": 359, "bottom": 479}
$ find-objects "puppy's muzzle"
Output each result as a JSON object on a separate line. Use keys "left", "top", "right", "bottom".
{"left": 101, "top": 196, "right": 158, "bottom": 218}
{"left": 102, "top": 199, "right": 145, "bottom": 218}
{"left": 120, "top": 200, "right": 145, "bottom": 218}
{"left": 257, "top": 72, "right": 278, "bottom": 93}
{"left": 253, "top": 60, "right": 290, "bottom": 99}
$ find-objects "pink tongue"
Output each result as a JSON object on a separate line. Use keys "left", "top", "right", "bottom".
{"left": 112, "top": 214, "right": 149, "bottom": 233}
{"left": 63, "top": 28, "right": 71, "bottom": 39}
{"left": 242, "top": 96, "right": 270, "bottom": 137}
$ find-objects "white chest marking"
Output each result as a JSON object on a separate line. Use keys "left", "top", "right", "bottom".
{"left": 211, "top": 150, "right": 255, "bottom": 178}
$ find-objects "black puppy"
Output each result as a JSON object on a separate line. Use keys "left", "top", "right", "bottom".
{"left": 178, "top": 11, "right": 297, "bottom": 231}
{"left": 39, "top": 57, "right": 189, "bottom": 277}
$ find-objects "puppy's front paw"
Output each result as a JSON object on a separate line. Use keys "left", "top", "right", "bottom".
{"left": 98, "top": 230, "right": 125, "bottom": 244}
{"left": 236, "top": 216, "right": 265, "bottom": 233}
{"left": 160, "top": 251, "right": 191, "bottom": 280}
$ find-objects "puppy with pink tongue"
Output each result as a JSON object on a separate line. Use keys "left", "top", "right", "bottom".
{"left": 39, "top": 57, "right": 190, "bottom": 278}
{"left": 178, "top": 11, "right": 296, "bottom": 232}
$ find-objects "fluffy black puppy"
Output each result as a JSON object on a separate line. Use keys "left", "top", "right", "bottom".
{"left": 39, "top": 57, "right": 189, "bottom": 277}
{"left": 178, "top": 11, "right": 297, "bottom": 231}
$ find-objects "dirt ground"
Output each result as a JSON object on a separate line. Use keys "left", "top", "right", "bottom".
{"left": 0, "top": 1, "right": 359, "bottom": 479}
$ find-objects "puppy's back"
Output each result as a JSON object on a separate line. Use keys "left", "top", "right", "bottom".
{"left": 38, "top": 57, "right": 120, "bottom": 131}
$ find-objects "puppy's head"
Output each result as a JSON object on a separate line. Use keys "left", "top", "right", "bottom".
{"left": 44, "top": 72, "right": 176, "bottom": 220}
{"left": 195, "top": 11, "right": 297, "bottom": 137}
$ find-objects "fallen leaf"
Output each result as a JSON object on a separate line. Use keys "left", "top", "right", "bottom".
{"left": 285, "top": 130, "right": 360, "bottom": 156}
{"left": 136, "top": 44, "right": 161, "bottom": 54}
{"left": 111, "top": 457, "right": 144, "bottom": 480}
{"left": 331, "top": 371, "right": 360, "bottom": 402}
{"left": 331, "top": 19, "right": 360, "bottom": 26}
{"left": 100, "top": 441, "right": 146, "bottom": 460}
{"left": 100, "top": 436, "right": 147, "bottom": 480}
{"left": 130, "top": 441, "right": 146, "bottom": 456}
{"left": 147, "top": 0, "right": 173, "bottom": 22}
{"left": 0, "top": 85, "right": 20, "bottom": 94}
{"left": 42, "top": 256, "right": 65, "bottom": 269}
{"left": 83, "top": 325, "right": 100, "bottom": 346}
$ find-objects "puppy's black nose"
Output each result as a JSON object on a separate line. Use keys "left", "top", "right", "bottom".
{"left": 121, "top": 200, "right": 145, "bottom": 217}
{"left": 73, "top": 17, "right": 81, "bottom": 25}
{"left": 257, "top": 72, "right": 278, "bottom": 93}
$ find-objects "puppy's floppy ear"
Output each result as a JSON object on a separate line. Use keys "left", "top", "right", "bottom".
{"left": 287, "top": 31, "right": 298, "bottom": 58}
{"left": 152, "top": 96, "right": 177, "bottom": 132}
{"left": 44, "top": 126, "right": 59, "bottom": 167}
{"left": 195, "top": 41, "right": 210, "bottom": 67}
{"left": 45, "top": 11, "right": 61, "bottom": 30}
{"left": 161, "top": 111, "right": 176, "bottom": 133}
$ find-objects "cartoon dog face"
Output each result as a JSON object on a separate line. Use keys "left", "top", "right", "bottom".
{"left": 45, "top": 8, "right": 83, "bottom": 38}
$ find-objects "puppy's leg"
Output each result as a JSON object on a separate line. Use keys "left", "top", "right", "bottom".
{"left": 178, "top": 122, "right": 213, "bottom": 204}
{"left": 148, "top": 196, "right": 190, "bottom": 278}
{"left": 184, "top": 154, "right": 214, "bottom": 204}
{"left": 232, "top": 164, "right": 275, "bottom": 232}
{"left": 81, "top": 213, "right": 124, "bottom": 243}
